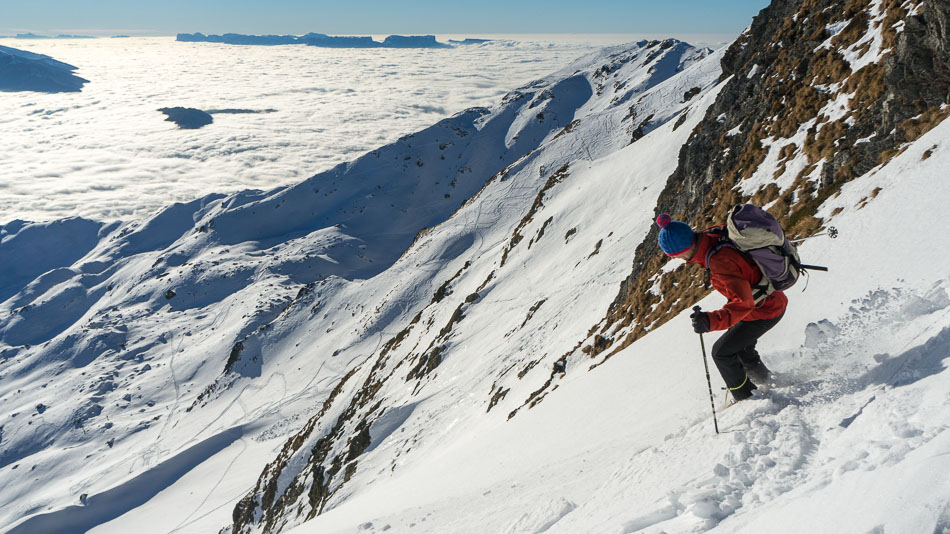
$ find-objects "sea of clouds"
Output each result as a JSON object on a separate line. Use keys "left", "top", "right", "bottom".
{"left": 0, "top": 34, "right": 722, "bottom": 224}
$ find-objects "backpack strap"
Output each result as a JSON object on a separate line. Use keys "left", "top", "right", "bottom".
{"left": 702, "top": 229, "right": 725, "bottom": 289}
{"left": 702, "top": 230, "right": 730, "bottom": 290}
{"left": 703, "top": 231, "right": 772, "bottom": 304}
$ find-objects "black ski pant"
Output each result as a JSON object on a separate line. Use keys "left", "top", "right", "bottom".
{"left": 711, "top": 312, "right": 784, "bottom": 390}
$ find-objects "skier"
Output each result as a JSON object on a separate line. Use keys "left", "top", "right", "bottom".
{"left": 655, "top": 213, "right": 786, "bottom": 402}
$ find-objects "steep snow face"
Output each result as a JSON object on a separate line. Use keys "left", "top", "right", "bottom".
{"left": 222, "top": 39, "right": 721, "bottom": 534}
{"left": 236, "top": 13, "right": 948, "bottom": 529}
{"left": 0, "top": 45, "right": 88, "bottom": 92}
{"left": 0, "top": 39, "right": 712, "bottom": 533}
{"left": 286, "top": 111, "right": 950, "bottom": 534}
{"left": 224, "top": 44, "right": 724, "bottom": 534}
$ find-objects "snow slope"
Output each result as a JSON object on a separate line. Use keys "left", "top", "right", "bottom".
{"left": 287, "top": 116, "right": 950, "bottom": 534}
{"left": 1, "top": 7, "right": 948, "bottom": 533}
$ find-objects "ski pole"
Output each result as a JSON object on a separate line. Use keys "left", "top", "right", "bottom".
{"left": 790, "top": 226, "right": 838, "bottom": 244}
{"left": 693, "top": 306, "right": 719, "bottom": 434}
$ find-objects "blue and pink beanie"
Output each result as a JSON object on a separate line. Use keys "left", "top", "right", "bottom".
{"left": 656, "top": 213, "right": 695, "bottom": 256}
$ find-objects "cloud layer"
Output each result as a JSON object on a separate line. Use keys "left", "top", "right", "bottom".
{"left": 0, "top": 35, "right": 633, "bottom": 224}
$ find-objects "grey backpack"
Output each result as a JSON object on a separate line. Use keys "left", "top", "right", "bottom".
{"left": 705, "top": 204, "right": 803, "bottom": 303}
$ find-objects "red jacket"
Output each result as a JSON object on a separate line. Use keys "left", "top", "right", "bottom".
{"left": 687, "top": 232, "right": 787, "bottom": 331}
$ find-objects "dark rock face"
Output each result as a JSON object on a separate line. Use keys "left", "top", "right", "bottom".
{"left": 0, "top": 45, "right": 88, "bottom": 93}
{"left": 887, "top": 0, "right": 950, "bottom": 115}
{"left": 158, "top": 107, "right": 214, "bottom": 129}
{"left": 588, "top": 0, "right": 950, "bottom": 356}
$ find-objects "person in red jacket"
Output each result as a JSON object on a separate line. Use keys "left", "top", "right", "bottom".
{"left": 656, "top": 213, "right": 786, "bottom": 401}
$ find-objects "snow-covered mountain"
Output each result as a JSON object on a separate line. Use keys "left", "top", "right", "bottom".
{"left": 2, "top": 0, "right": 949, "bottom": 533}
{"left": 0, "top": 45, "right": 88, "bottom": 92}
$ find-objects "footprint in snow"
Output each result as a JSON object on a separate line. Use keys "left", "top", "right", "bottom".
{"left": 504, "top": 497, "right": 577, "bottom": 534}
{"left": 624, "top": 397, "right": 814, "bottom": 532}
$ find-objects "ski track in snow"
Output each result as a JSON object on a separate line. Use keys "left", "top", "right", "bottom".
{"left": 168, "top": 437, "right": 250, "bottom": 533}
{"left": 6, "top": 303, "right": 358, "bottom": 532}
{"left": 7, "top": 426, "right": 246, "bottom": 534}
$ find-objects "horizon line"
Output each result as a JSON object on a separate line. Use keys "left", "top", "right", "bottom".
{"left": 1, "top": 30, "right": 740, "bottom": 39}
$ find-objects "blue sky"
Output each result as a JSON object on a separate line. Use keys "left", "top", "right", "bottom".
{"left": 1, "top": 0, "right": 769, "bottom": 37}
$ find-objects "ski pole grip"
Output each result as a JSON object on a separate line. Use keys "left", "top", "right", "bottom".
{"left": 693, "top": 305, "right": 702, "bottom": 313}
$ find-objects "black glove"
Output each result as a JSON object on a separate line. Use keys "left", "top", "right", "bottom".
{"left": 690, "top": 310, "right": 710, "bottom": 334}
